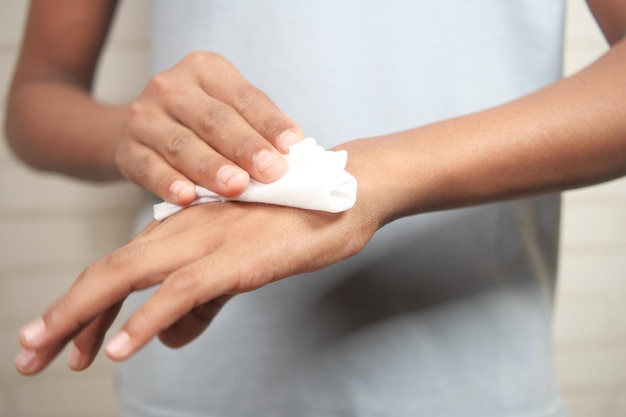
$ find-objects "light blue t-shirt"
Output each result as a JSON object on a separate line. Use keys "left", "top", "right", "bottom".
{"left": 118, "top": 1, "right": 567, "bottom": 416}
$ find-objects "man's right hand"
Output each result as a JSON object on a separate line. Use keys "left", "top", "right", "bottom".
{"left": 115, "top": 52, "right": 305, "bottom": 205}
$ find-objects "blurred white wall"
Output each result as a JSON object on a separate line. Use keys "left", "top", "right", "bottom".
{"left": 0, "top": 1, "right": 149, "bottom": 416}
{"left": 554, "top": 3, "right": 626, "bottom": 416}
{"left": 0, "top": 1, "right": 623, "bottom": 416}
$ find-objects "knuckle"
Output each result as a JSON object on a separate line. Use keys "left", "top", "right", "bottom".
{"left": 195, "top": 157, "right": 214, "bottom": 178}
{"left": 231, "top": 140, "right": 249, "bottom": 160}
{"left": 92, "top": 242, "right": 156, "bottom": 290}
{"left": 162, "top": 264, "right": 213, "bottom": 303}
{"left": 233, "top": 261, "right": 268, "bottom": 292}
{"left": 184, "top": 51, "right": 223, "bottom": 68}
{"left": 160, "top": 274, "right": 205, "bottom": 310}
{"left": 132, "top": 307, "right": 159, "bottom": 332}
{"left": 147, "top": 72, "right": 172, "bottom": 95}
{"left": 168, "top": 272, "right": 200, "bottom": 294}
{"left": 262, "top": 116, "right": 293, "bottom": 139}
{"left": 124, "top": 102, "right": 151, "bottom": 138}
{"left": 235, "top": 87, "right": 269, "bottom": 113}
{"left": 199, "top": 106, "right": 232, "bottom": 134}
{"left": 128, "top": 101, "right": 146, "bottom": 120}
{"left": 99, "top": 246, "right": 135, "bottom": 275}
{"left": 165, "top": 132, "right": 193, "bottom": 158}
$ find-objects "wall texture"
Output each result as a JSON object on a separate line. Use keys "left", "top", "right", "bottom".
{"left": 0, "top": 1, "right": 623, "bottom": 416}
{"left": 0, "top": 2, "right": 149, "bottom": 416}
{"left": 555, "top": 3, "right": 626, "bottom": 415}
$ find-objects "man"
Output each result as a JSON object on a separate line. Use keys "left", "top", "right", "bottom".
{"left": 8, "top": 1, "right": 626, "bottom": 415}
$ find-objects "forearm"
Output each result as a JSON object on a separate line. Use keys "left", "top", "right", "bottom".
{"left": 6, "top": 80, "right": 127, "bottom": 181}
{"left": 4, "top": 0, "right": 123, "bottom": 181}
{"left": 344, "top": 39, "right": 626, "bottom": 226}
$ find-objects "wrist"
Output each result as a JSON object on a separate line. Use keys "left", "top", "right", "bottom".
{"left": 337, "top": 134, "right": 419, "bottom": 228}
{"left": 85, "top": 104, "right": 129, "bottom": 181}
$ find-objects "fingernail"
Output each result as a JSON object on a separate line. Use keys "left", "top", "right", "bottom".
{"left": 253, "top": 150, "right": 282, "bottom": 174}
{"left": 276, "top": 130, "right": 302, "bottom": 152}
{"left": 105, "top": 331, "right": 131, "bottom": 359}
{"left": 14, "top": 349, "right": 36, "bottom": 372}
{"left": 217, "top": 165, "right": 248, "bottom": 186}
{"left": 20, "top": 317, "right": 46, "bottom": 345}
{"left": 170, "top": 180, "right": 195, "bottom": 200}
{"left": 67, "top": 345, "right": 83, "bottom": 370}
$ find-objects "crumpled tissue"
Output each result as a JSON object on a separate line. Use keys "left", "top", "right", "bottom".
{"left": 153, "top": 138, "right": 357, "bottom": 220}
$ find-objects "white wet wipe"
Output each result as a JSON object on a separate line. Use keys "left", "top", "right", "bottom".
{"left": 153, "top": 138, "right": 357, "bottom": 220}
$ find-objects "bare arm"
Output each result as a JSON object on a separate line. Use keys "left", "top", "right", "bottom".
{"left": 352, "top": 0, "right": 626, "bottom": 225}
{"left": 5, "top": 0, "right": 123, "bottom": 180}
{"left": 587, "top": 0, "right": 626, "bottom": 44}
{"left": 5, "top": 0, "right": 305, "bottom": 204}
{"left": 346, "top": 33, "right": 626, "bottom": 225}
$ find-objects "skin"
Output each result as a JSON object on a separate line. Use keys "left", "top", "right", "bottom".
{"left": 6, "top": 0, "right": 626, "bottom": 375}
{"left": 5, "top": 0, "right": 305, "bottom": 204}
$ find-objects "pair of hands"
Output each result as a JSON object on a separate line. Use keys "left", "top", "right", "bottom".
{"left": 14, "top": 52, "right": 383, "bottom": 375}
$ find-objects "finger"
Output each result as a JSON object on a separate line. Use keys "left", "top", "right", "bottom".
{"left": 167, "top": 85, "right": 289, "bottom": 184}
{"left": 132, "top": 111, "right": 251, "bottom": 197}
{"left": 15, "top": 309, "right": 106, "bottom": 376}
{"left": 187, "top": 53, "right": 305, "bottom": 152}
{"left": 158, "top": 294, "right": 233, "bottom": 348}
{"left": 104, "top": 255, "right": 245, "bottom": 361}
{"left": 14, "top": 343, "right": 67, "bottom": 376}
{"left": 210, "top": 83, "right": 305, "bottom": 153}
{"left": 116, "top": 139, "right": 198, "bottom": 205}
{"left": 18, "top": 231, "right": 206, "bottom": 353}
{"left": 15, "top": 312, "right": 97, "bottom": 376}
{"left": 67, "top": 301, "right": 124, "bottom": 371}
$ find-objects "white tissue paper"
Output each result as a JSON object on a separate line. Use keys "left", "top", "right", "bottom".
{"left": 153, "top": 138, "right": 357, "bottom": 220}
